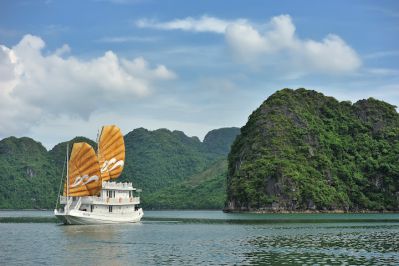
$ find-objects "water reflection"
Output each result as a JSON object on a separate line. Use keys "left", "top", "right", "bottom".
{"left": 244, "top": 224, "right": 399, "bottom": 265}
{"left": 62, "top": 224, "right": 120, "bottom": 240}
{"left": 61, "top": 224, "right": 143, "bottom": 266}
{"left": 1, "top": 214, "right": 398, "bottom": 266}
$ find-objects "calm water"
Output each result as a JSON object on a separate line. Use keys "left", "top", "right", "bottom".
{"left": 0, "top": 211, "right": 398, "bottom": 265}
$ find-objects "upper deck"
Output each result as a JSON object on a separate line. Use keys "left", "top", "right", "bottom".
{"left": 60, "top": 181, "right": 141, "bottom": 205}
{"left": 102, "top": 181, "right": 136, "bottom": 191}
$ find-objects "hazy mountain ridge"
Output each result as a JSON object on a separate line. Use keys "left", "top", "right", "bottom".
{"left": 203, "top": 127, "right": 241, "bottom": 156}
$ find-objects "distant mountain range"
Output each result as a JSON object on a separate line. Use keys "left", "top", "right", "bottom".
{"left": 0, "top": 127, "right": 240, "bottom": 209}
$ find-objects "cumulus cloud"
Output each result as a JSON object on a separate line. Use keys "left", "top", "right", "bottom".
{"left": 0, "top": 34, "right": 176, "bottom": 137}
{"left": 226, "top": 15, "right": 361, "bottom": 73}
{"left": 137, "top": 14, "right": 361, "bottom": 74}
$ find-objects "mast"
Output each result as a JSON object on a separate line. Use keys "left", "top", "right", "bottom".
{"left": 96, "top": 127, "right": 101, "bottom": 188}
{"left": 54, "top": 146, "right": 67, "bottom": 211}
{"left": 66, "top": 143, "right": 69, "bottom": 213}
{"left": 96, "top": 127, "right": 101, "bottom": 153}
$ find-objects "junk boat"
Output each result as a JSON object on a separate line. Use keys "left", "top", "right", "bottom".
{"left": 54, "top": 125, "right": 143, "bottom": 224}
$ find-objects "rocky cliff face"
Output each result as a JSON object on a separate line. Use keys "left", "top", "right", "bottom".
{"left": 226, "top": 88, "right": 399, "bottom": 212}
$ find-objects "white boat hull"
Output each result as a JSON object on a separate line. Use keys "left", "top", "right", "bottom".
{"left": 54, "top": 208, "right": 144, "bottom": 225}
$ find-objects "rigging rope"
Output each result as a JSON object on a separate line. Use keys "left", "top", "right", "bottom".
{"left": 54, "top": 144, "right": 67, "bottom": 210}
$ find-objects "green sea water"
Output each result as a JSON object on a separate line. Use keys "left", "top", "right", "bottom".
{"left": 0, "top": 211, "right": 398, "bottom": 265}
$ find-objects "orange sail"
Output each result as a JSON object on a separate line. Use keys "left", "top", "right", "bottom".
{"left": 64, "top": 142, "right": 102, "bottom": 196}
{"left": 97, "top": 125, "right": 125, "bottom": 181}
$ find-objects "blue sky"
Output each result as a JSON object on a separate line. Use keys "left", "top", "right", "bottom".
{"left": 0, "top": 0, "right": 398, "bottom": 148}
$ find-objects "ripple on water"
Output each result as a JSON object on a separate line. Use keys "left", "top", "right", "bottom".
{"left": 0, "top": 216, "right": 399, "bottom": 265}
{"left": 244, "top": 224, "right": 399, "bottom": 265}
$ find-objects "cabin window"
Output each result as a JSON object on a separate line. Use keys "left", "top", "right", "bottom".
{"left": 90, "top": 205, "right": 94, "bottom": 212}
{"left": 113, "top": 191, "right": 115, "bottom": 198}
{"left": 109, "top": 206, "right": 113, "bottom": 213}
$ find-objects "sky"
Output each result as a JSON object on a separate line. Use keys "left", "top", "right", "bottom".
{"left": 0, "top": 0, "right": 398, "bottom": 149}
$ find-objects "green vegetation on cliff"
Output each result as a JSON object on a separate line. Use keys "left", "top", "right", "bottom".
{"left": 145, "top": 159, "right": 227, "bottom": 209}
{"left": 0, "top": 127, "right": 239, "bottom": 209}
{"left": 0, "top": 137, "right": 57, "bottom": 209}
{"left": 121, "top": 128, "right": 237, "bottom": 208}
{"left": 203, "top": 127, "right": 241, "bottom": 156}
{"left": 122, "top": 128, "right": 216, "bottom": 194}
{"left": 227, "top": 88, "right": 399, "bottom": 212}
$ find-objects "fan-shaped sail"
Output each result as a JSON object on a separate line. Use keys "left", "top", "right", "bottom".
{"left": 63, "top": 142, "right": 101, "bottom": 196}
{"left": 97, "top": 125, "right": 125, "bottom": 181}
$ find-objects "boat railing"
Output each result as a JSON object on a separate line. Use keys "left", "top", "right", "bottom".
{"left": 102, "top": 181, "right": 134, "bottom": 190}
{"left": 60, "top": 195, "right": 140, "bottom": 205}
{"left": 65, "top": 196, "right": 73, "bottom": 211}
{"left": 84, "top": 196, "right": 140, "bottom": 205}
{"left": 59, "top": 195, "right": 68, "bottom": 204}
{"left": 75, "top": 197, "right": 82, "bottom": 210}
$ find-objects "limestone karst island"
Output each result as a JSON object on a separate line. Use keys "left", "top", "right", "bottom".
{"left": 225, "top": 89, "right": 399, "bottom": 213}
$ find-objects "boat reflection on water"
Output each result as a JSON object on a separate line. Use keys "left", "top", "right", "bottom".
{"left": 61, "top": 223, "right": 143, "bottom": 266}
{"left": 63, "top": 224, "right": 117, "bottom": 239}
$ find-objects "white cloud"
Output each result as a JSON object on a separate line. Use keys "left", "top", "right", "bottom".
{"left": 136, "top": 15, "right": 246, "bottom": 33}
{"left": 121, "top": 57, "right": 177, "bottom": 80}
{"left": 225, "top": 15, "right": 361, "bottom": 73}
{"left": 54, "top": 43, "right": 71, "bottom": 56}
{"left": 137, "top": 14, "right": 361, "bottom": 74}
{"left": 0, "top": 34, "right": 176, "bottom": 138}
{"left": 299, "top": 34, "right": 361, "bottom": 73}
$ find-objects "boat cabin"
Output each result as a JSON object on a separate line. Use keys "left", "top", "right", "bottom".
{"left": 60, "top": 181, "right": 141, "bottom": 215}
